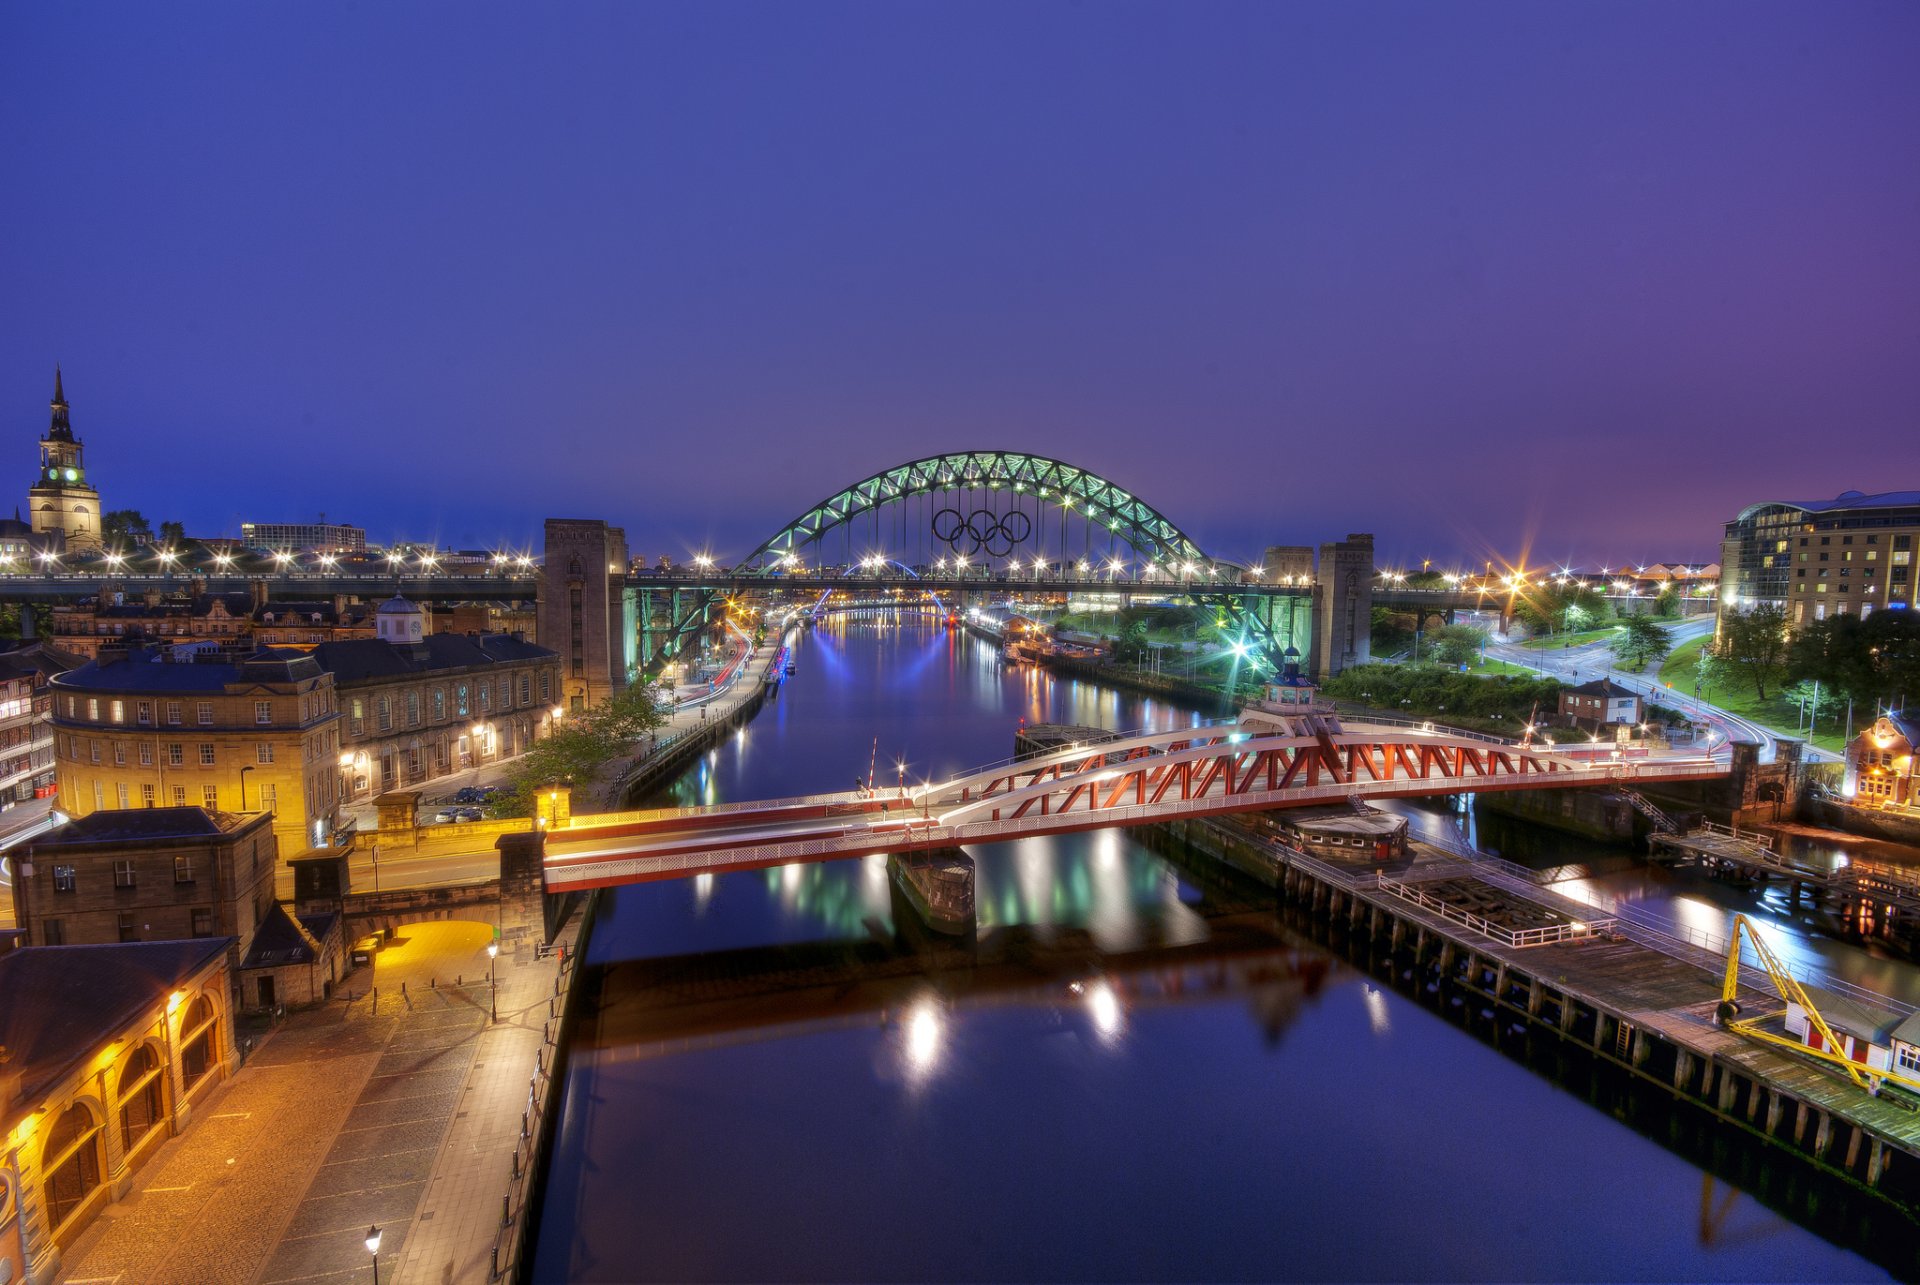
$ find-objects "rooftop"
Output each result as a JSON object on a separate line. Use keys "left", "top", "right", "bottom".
{"left": 51, "top": 644, "right": 324, "bottom": 692}
{"left": 1737, "top": 490, "right": 1920, "bottom": 522}
{"left": 311, "top": 632, "right": 554, "bottom": 684}
{"left": 0, "top": 939, "right": 233, "bottom": 1118}
{"left": 32, "top": 806, "right": 256, "bottom": 847}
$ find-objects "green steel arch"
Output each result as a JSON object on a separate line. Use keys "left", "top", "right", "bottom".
{"left": 639, "top": 451, "right": 1298, "bottom": 676}
{"left": 734, "top": 450, "right": 1212, "bottom": 572}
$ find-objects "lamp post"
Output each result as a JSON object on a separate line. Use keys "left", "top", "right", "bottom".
{"left": 366, "top": 1225, "right": 382, "bottom": 1285}
{"left": 487, "top": 941, "right": 499, "bottom": 1023}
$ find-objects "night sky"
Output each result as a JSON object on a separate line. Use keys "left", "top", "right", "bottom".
{"left": 4, "top": 3, "right": 1917, "bottom": 570}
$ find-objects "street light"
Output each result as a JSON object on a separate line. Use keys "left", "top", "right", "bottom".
{"left": 366, "top": 1225, "right": 382, "bottom": 1284}
{"left": 486, "top": 941, "right": 499, "bottom": 1022}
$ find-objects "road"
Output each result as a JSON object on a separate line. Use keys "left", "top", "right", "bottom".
{"left": 1469, "top": 613, "right": 1837, "bottom": 764}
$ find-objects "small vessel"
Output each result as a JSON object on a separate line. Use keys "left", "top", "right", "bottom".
{"left": 887, "top": 850, "right": 975, "bottom": 936}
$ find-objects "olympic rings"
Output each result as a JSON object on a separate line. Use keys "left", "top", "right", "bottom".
{"left": 930, "top": 507, "right": 1035, "bottom": 557}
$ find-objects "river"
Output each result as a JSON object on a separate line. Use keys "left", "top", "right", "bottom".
{"left": 530, "top": 612, "right": 1899, "bottom": 1282}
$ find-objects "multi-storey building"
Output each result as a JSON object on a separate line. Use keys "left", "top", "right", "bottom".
{"left": 540, "top": 518, "right": 635, "bottom": 711}
{"left": 238, "top": 520, "right": 366, "bottom": 552}
{"left": 315, "top": 596, "right": 560, "bottom": 802}
{"left": 12, "top": 806, "right": 278, "bottom": 963}
{"left": 1720, "top": 490, "right": 1920, "bottom": 627}
{"left": 49, "top": 643, "right": 342, "bottom": 855}
{"left": 49, "top": 591, "right": 376, "bottom": 658}
{"left": 0, "top": 641, "right": 78, "bottom": 804}
{"left": 26, "top": 369, "right": 103, "bottom": 552}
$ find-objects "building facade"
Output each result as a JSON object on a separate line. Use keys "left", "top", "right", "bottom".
{"left": 50, "top": 590, "right": 377, "bottom": 658}
{"left": 26, "top": 370, "right": 102, "bottom": 552}
{"left": 1557, "top": 678, "right": 1645, "bottom": 730}
{"left": 49, "top": 645, "right": 342, "bottom": 856}
{"left": 1719, "top": 490, "right": 1920, "bottom": 628}
{"left": 0, "top": 642, "right": 75, "bottom": 804}
{"left": 1845, "top": 713, "right": 1918, "bottom": 809}
{"left": 238, "top": 521, "right": 367, "bottom": 552}
{"left": 316, "top": 597, "right": 561, "bottom": 803}
{"left": 540, "top": 518, "right": 635, "bottom": 711}
{"left": 0, "top": 939, "right": 235, "bottom": 1282}
{"left": 12, "top": 808, "right": 277, "bottom": 966}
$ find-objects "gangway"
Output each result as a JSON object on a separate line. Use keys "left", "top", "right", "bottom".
{"left": 1616, "top": 787, "right": 1680, "bottom": 834}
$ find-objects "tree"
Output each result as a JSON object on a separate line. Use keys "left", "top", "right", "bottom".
{"left": 1369, "top": 607, "right": 1413, "bottom": 655}
{"left": 1788, "top": 608, "right": 1920, "bottom": 712}
{"left": 1511, "top": 583, "right": 1606, "bottom": 636}
{"left": 1427, "top": 623, "right": 1488, "bottom": 667}
{"left": 495, "top": 678, "right": 667, "bottom": 815}
{"left": 1692, "top": 643, "right": 1727, "bottom": 703}
{"left": 1780, "top": 679, "right": 1840, "bottom": 733}
{"left": 101, "top": 509, "right": 153, "bottom": 544}
{"left": 1715, "top": 604, "right": 1791, "bottom": 701}
{"left": 1653, "top": 586, "right": 1680, "bottom": 618}
{"left": 1610, "top": 616, "right": 1674, "bottom": 671}
{"left": 1115, "top": 620, "right": 1151, "bottom": 665}
{"left": 157, "top": 520, "right": 186, "bottom": 545}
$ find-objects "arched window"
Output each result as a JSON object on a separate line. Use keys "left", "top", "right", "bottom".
{"left": 41, "top": 1104, "right": 102, "bottom": 1233}
{"left": 179, "top": 996, "right": 218, "bottom": 1091}
{"left": 118, "top": 1043, "right": 166, "bottom": 1154}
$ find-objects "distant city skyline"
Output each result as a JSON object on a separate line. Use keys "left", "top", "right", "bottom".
{"left": 5, "top": 4, "right": 1916, "bottom": 567}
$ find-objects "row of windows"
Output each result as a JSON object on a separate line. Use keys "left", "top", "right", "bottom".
{"left": 61, "top": 690, "right": 336, "bottom": 727}
{"left": 348, "top": 670, "right": 551, "bottom": 736}
{"left": 68, "top": 737, "right": 274, "bottom": 766}
{"left": 60, "top": 853, "right": 204, "bottom": 892}
{"left": 86, "top": 779, "right": 281, "bottom": 814}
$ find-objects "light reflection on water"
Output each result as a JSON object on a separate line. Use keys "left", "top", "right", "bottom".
{"left": 536, "top": 613, "right": 1895, "bottom": 1283}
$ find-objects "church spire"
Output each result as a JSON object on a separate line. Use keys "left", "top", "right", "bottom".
{"left": 48, "top": 367, "right": 73, "bottom": 442}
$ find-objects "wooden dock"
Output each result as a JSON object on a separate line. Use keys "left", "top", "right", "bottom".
{"left": 1162, "top": 810, "right": 1920, "bottom": 1209}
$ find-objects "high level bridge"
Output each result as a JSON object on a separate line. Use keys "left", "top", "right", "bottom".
{"left": 537, "top": 719, "right": 1728, "bottom": 895}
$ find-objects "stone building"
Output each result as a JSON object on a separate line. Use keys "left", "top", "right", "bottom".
{"left": 236, "top": 902, "right": 341, "bottom": 1012}
{"left": 0, "top": 939, "right": 235, "bottom": 1280}
{"left": 315, "top": 596, "right": 561, "bottom": 803}
{"left": 26, "top": 369, "right": 102, "bottom": 552}
{"left": 1846, "top": 713, "right": 1918, "bottom": 809}
{"left": 11, "top": 808, "right": 277, "bottom": 968}
{"left": 540, "top": 518, "right": 635, "bottom": 711}
{"left": 49, "top": 644, "right": 342, "bottom": 857}
{"left": 49, "top": 590, "right": 375, "bottom": 659}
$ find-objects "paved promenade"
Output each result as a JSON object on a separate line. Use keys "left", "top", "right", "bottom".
{"left": 57, "top": 915, "right": 586, "bottom": 1285}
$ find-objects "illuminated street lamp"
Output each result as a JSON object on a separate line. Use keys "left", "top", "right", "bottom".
{"left": 366, "top": 1226, "right": 382, "bottom": 1285}
{"left": 486, "top": 941, "right": 499, "bottom": 1022}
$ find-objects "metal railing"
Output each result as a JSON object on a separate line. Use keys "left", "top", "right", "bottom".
{"left": 1374, "top": 873, "right": 1615, "bottom": 948}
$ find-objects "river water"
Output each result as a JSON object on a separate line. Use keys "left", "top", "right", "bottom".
{"left": 531, "top": 612, "right": 1900, "bottom": 1282}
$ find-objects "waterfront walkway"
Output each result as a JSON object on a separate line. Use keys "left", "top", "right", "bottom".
{"left": 55, "top": 915, "right": 587, "bottom": 1285}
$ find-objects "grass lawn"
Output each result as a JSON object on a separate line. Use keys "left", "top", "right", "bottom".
{"left": 1520, "top": 625, "right": 1620, "bottom": 650}
{"left": 1657, "top": 636, "right": 1849, "bottom": 755}
{"left": 1465, "top": 657, "right": 1541, "bottom": 677}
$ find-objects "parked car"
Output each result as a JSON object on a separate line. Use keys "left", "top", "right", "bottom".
{"left": 456, "top": 806, "right": 484, "bottom": 821}
{"left": 432, "top": 809, "right": 458, "bottom": 823}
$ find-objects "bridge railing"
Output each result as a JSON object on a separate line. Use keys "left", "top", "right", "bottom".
{"left": 1374, "top": 874, "right": 1615, "bottom": 949}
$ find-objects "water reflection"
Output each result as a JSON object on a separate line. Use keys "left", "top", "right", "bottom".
{"left": 538, "top": 611, "right": 1898, "bottom": 1284}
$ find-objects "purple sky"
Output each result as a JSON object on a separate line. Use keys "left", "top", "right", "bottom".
{"left": 4, "top": 3, "right": 1917, "bottom": 571}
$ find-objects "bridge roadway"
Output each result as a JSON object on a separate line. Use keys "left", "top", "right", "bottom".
{"left": 540, "top": 720, "right": 1728, "bottom": 894}
{"left": 0, "top": 569, "right": 540, "bottom": 602}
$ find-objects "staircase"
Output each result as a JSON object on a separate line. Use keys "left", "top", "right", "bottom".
{"left": 1617, "top": 788, "right": 1680, "bottom": 834}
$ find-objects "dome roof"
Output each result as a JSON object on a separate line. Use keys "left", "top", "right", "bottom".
{"left": 376, "top": 594, "right": 423, "bottom": 615}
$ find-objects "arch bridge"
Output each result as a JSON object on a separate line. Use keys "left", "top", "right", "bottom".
{"left": 630, "top": 450, "right": 1322, "bottom": 675}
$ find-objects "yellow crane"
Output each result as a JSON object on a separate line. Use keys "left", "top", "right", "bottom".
{"left": 1717, "top": 912, "right": 1920, "bottom": 1098}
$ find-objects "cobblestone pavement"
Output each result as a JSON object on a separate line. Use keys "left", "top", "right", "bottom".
{"left": 54, "top": 921, "right": 528, "bottom": 1285}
